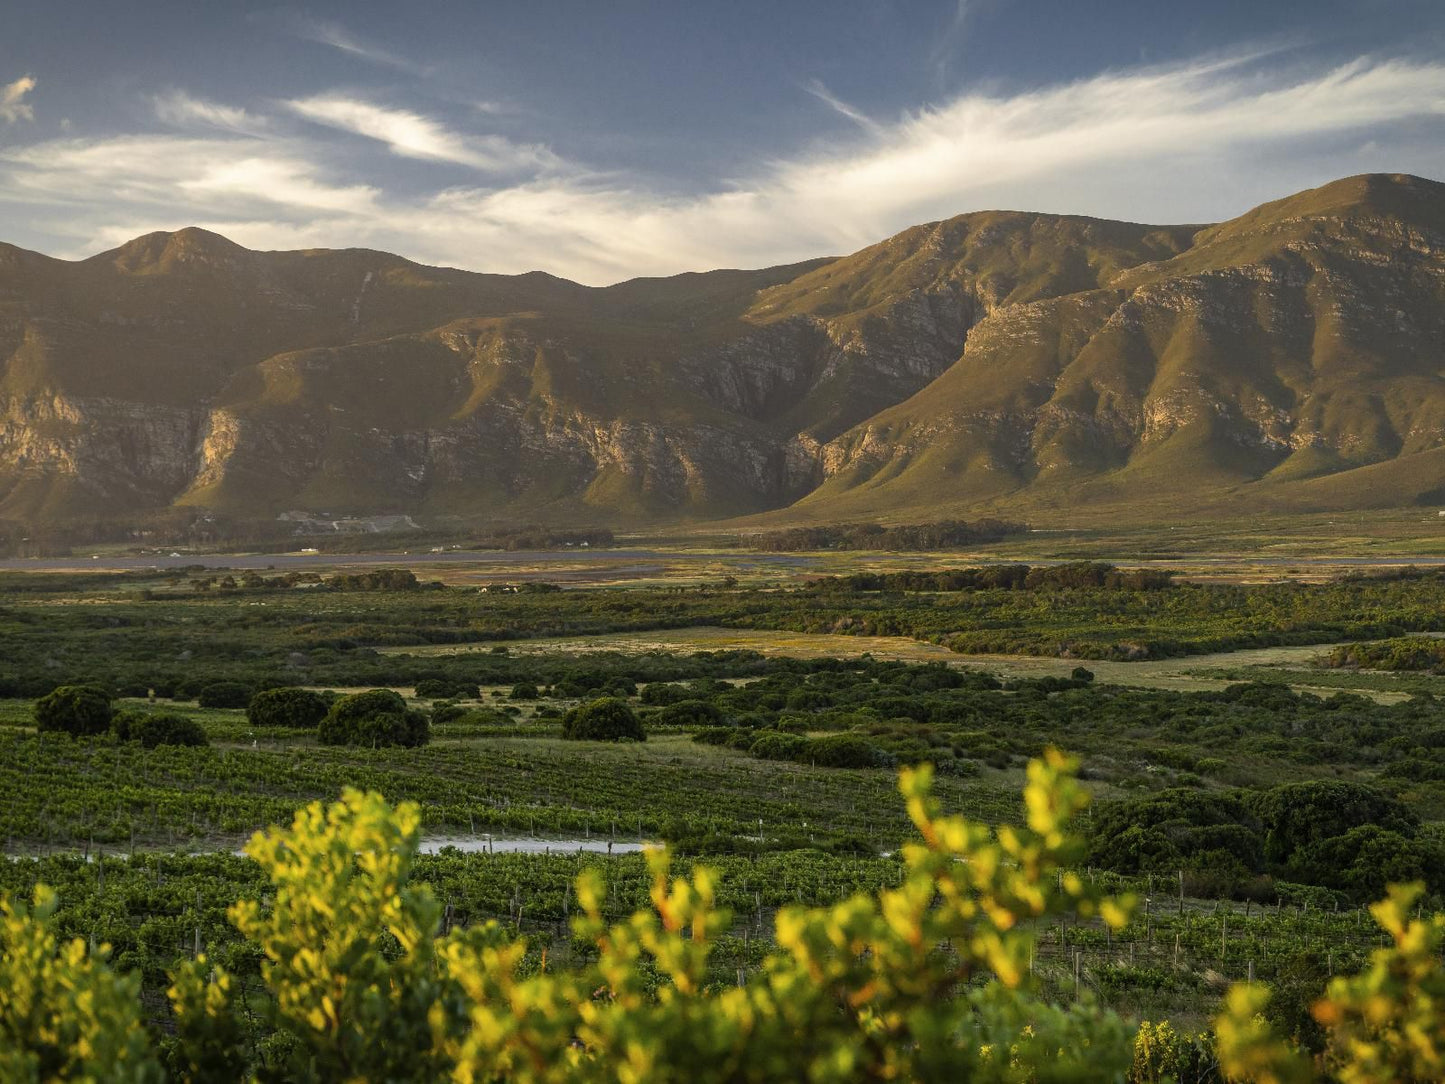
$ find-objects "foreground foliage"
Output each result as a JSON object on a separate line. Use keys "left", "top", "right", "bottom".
{"left": 1, "top": 755, "right": 1440, "bottom": 1081}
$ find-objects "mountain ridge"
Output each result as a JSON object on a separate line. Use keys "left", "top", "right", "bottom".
{"left": 2, "top": 173, "right": 1442, "bottom": 535}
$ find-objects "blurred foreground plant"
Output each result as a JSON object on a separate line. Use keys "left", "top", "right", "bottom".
{"left": 0, "top": 751, "right": 1440, "bottom": 1082}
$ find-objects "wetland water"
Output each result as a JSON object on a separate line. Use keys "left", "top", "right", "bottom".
{"left": 416, "top": 836, "right": 652, "bottom": 856}
{"left": 10, "top": 836, "right": 655, "bottom": 861}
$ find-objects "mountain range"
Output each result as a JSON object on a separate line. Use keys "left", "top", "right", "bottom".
{"left": 2, "top": 172, "right": 1442, "bottom": 535}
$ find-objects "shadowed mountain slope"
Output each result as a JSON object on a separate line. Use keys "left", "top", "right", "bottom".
{"left": 1, "top": 174, "right": 1442, "bottom": 531}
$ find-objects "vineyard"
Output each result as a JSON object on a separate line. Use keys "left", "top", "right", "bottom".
{"left": 3, "top": 762, "right": 1441, "bottom": 1081}
{"left": 1, "top": 564, "right": 1443, "bottom": 1078}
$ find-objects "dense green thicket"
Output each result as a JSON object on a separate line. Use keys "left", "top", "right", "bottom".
{"left": 1327, "top": 635, "right": 1445, "bottom": 672}
{"left": 1088, "top": 782, "right": 1442, "bottom": 903}
{"left": 33, "top": 684, "right": 113, "bottom": 737}
{"left": 561, "top": 697, "right": 645, "bottom": 742}
{"left": 318, "top": 689, "right": 430, "bottom": 748}
{"left": 196, "top": 681, "right": 251, "bottom": 709}
{"left": 414, "top": 678, "right": 480, "bottom": 700}
{"left": 326, "top": 567, "right": 420, "bottom": 591}
{"left": 806, "top": 562, "right": 1175, "bottom": 592}
{"left": 111, "top": 710, "right": 209, "bottom": 749}
{"left": 246, "top": 687, "right": 330, "bottom": 730}
{"left": 752, "top": 518, "right": 1026, "bottom": 550}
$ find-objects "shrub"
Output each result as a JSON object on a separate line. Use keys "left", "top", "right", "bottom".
{"left": 109, "top": 709, "right": 144, "bottom": 742}
{"left": 749, "top": 731, "right": 808, "bottom": 761}
{"left": 640, "top": 682, "right": 690, "bottom": 706}
{"left": 33, "top": 685, "right": 113, "bottom": 737}
{"left": 131, "top": 712, "right": 208, "bottom": 749}
{"left": 197, "top": 681, "right": 252, "bottom": 709}
{"left": 247, "top": 687, "right": 329, "bottom": 729}
{"left": 1250, "top": 780, "right": 1418, "bottom": 864}
{"left": 561, "top": 698, "right": 645, "bottom": 742}
{"left": 415, "top": 679, "right": 480, "bottom": 701}
{"left": 653, "top": 699, "right": 723, "bottom": 728}
{"left": 319, "top": 689, "right": 430, "bottom": 748}
{"left": 802, "top": 734, "right": 880, "bottom": 768}
{"left": 431, "top": 702, "right": 469, "bottom": 725}
{"left": 509, "top": 683, "right": 539, "bottom": 700}
{"left": 785, "top": 688, "right": 833, "bottom": 712}
{"left": 327, "top": 568, "right": 418, "bottom": 591}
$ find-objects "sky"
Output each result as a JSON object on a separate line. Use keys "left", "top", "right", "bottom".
{"left": 1, "top": 0, "right": 1443, "bottom": 285}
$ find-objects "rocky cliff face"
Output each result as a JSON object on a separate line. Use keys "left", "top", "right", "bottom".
{"left": 1, "top": 173, "right": 1443, "bottom": 530}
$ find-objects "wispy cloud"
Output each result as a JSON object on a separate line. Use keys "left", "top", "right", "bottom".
{"left": 928, "top": 0, "right": 975, "bottom": 90}
{"left": 0, "top": 52, "right": 1443, "bottom": 283}
{"left": 0, "top": 135, "right": 378, "bottom": 218}
{"left": 287, "top": 94, "right": 560, "bottom": 172}
{"left": 154, "top": 91, "right": 268, "bottom": 135}
{"left": 285, "top": 16, "right": 419, "bottom": 72}
{"left": 802, "top": 79, "right": 881, "bottom": 134}
{"left": 1, "top": 76, "right": 36, "bottom": 124}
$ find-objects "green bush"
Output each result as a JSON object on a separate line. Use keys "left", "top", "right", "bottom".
{"left": 319, "top": 689, "right": 430, "bottom": 748}
{"left": 640, "top": 682, "right": 691, "bottom": 706}
{"left": 802, "top": 734, "right": 880, "bottom": 768}
{"left": 653, "top": 699, "right": 723, "bottom": 728}
{"left": 247, "top": 687, "right": 329, "bottom": 729}
{"left": 509, "top": 683, "right": 539, "bottom": 700}
{"left": 33, "top": 685, "right": 113, "bottom": 737}
{"left": 1250, "top": 780, "right": 1418, "bottom": 864}
{"left": 1286, "top": 826, "right": 1445, "bottom": 900}
{"left": 749, "top": 731, "right": 808, "bottom": 761}
{"left": 561, "top": 698, "right": 645, "bottom": 742}
{"left": 132, "top": 712, "right": 208, "bottom": 749}
{"left": 197, "top": 681, "right": 252, "bottom": 709}
{"left": 108, "top": 709, "right": 144, "bottom": 742}
{"left": 431, "top": 702, "right": 468, "bottom": 725}
{"left": 414, "top": 678, "right": 480, "bottom": 700}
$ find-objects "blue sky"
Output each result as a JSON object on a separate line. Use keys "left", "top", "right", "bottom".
{"left": 1, "top": 1, "right": 1443, "bottom": 283}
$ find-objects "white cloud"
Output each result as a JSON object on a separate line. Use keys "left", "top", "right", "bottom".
{"left": 285, "top": 16, "right": 418, "bottom": 72}
{"left": 0, "top": 52, "right": 1443, "bottom": 283}
{"left": 928, "top": 0, "right": 976, "bottom": 89}
{"left": 1, "top": 76, "right": 36, "bottom": 124}
{"left": 396, "top": 53, "right": 1445, "bottom": 281}
{"left": 0, "top": 135, "right": 377, "bottom": 220}
{"left": 802, "top": 80, "right": 881, "bottom": 134}
{"left": 153, "top": 91, "right": 268, "bottom": 134}
{"left": 287, "top": 94, "right": 560, "bottom": 173}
